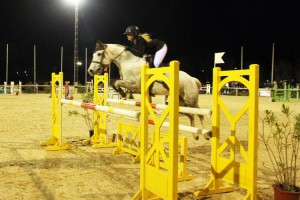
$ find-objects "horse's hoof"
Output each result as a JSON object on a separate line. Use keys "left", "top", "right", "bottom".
{"left": 202, "top": 129, "right": 212, "bottom": 140}
{"left": 112, "top": 132, "right": 117, "bottom": 142}
{"left": 120, "top": 93, "right": 126, "bottom": 98}
{"left": 193, "top": 133, "right": 199, "bottom": 140}
{"left": 82, "top": 139, "right": 91, "bottom": 146}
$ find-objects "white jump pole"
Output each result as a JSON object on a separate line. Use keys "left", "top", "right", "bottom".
{"left": 148, "top": 119, "right": 211, "bottom": 139}
{"left": 107, "top": 98, "right": 212, "bottom": 117}
{"left": 60, "top": 99, "right": 140, "bottom": 119}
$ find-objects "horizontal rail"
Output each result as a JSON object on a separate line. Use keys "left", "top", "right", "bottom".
{"left": 148, "top": 119, "right": 211, "bottom": 138}
{"left": 107, "top": 99, "right": 212, "bottom": 118}
{"left": 60, "top": 99, "right": 140, "bottom": 119}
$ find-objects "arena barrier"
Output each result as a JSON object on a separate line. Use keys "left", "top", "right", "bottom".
{"left": 40, "top": 73, "right": 140, "bottom": 150}
{"left": 272, "top": 82, "right": 291, "bottom": 102}
{"left": 1, "top": 81, "right": 22, "bottom": 94}
{"left": 194, "top": 64, "right": 259, "bottom": 200}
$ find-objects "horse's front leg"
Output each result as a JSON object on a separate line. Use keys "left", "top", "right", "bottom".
{"left": 112, "top": 79, "right": 138, "bottom": 98}
{"left": 112, "top": 84, "right": 126, "bottom": 98}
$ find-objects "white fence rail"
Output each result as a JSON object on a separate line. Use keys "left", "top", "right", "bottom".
{"left": 1, "top": 82, "right": 300, "bottom": 100}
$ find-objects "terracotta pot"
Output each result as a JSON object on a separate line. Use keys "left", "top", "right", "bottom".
{"left": 273, "top": 184, "right": 300, "bottom": 200}
{"left": 89, "top": 130, "right": 94, "bottom": 138}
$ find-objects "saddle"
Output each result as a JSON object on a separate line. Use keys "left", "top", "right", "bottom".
{"left": 144, "top": 54, "right": 155, "bottom": 68}
{"left": 144, "top": 54, "right": 168, "bottom": 68}
{"left": 143, "top": 54, "right": 169, "bottom": 97}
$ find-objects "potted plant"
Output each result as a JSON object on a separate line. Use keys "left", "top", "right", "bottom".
{"left": 68, "top": 92, "right": 94, "bottom": 137}
{"left": 259, "top": 104, "right": 300, "bottom": 200}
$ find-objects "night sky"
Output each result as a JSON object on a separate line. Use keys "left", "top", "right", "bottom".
{"left": 1, "top": 0, "right": 299, "bottom": 85}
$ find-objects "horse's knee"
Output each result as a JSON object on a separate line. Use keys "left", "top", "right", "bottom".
{"left": 118, "top": 88, "right": 126, "bottom": 98}
{"left": 185, "top": 113, "right": 195, "bottom": 127}
{"left": 198, "top": 115, "right": 204, "bottom": 123}
{"left": 111, "top": 80, "right": 118, "bottom": 90}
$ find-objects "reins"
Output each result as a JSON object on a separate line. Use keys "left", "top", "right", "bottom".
{"left": 93, "top": 48, "right": 126, "bottom": 66}
{"left": 110, "top": 50, "right": 126, "bottom": 62}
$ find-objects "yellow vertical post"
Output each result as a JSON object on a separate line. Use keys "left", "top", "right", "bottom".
{"left": 90, "top": 74, "right": 107, "bottom": 145}
{"left": 245, "top": 64, "right": 259, "bottom": 199}
{"left": 40, "top": 72, "right": 71, "bottom": 150}
{"left": 91, "top": 73, "right": 116, "bottom": 148}
{"left": 168, "top": 61, "right": 179, "bottom": 199}
{"left": 178, "top": 137, "right": 193, "bottom": 181}
{"left": 194, "top": 65, "right": 259, "bottom": 200}
{"left": 135, "top": 62, "right": 149, "bottom": 199}
{"left": 132, "top": 61, "right": 179, "bottom": 200}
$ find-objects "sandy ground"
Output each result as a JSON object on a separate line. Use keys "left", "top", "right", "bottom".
{"left": 0, "top": 93, "right": 299, "bottom": 200}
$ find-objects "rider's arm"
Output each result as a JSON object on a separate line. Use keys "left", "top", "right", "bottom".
{"left": 135, "top": 37, "right": 146, "bottom": 57}
{"left": 125, "top": 37, "right": 146, "bottom": 57}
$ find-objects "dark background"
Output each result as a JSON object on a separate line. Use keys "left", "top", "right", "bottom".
{"left": 1, "top": 0, "right": 299, "bottom": 86}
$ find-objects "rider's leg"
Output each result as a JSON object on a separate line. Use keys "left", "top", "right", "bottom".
{"left": 154, "top": 44, "right": 168, "bottom": 68}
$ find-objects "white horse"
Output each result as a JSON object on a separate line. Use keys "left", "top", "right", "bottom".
{"left": 88, "top": 40, "right": 207, "bottom": 140}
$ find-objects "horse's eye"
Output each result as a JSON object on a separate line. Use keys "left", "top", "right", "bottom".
{"left": 97, "top": 53, "right": 102, "bottom": 56}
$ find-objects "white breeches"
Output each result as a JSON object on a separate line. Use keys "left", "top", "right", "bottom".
{"left": 154, "top": 44, "right": 168, "bottom": 67}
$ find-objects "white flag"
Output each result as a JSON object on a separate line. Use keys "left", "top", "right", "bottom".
{"left": 214, "top": 52, "right": 225, "bottom": 64}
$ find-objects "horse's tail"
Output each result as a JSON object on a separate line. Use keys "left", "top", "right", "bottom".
{"left": 193, "top": 77, "right": 202, "bottom": 90}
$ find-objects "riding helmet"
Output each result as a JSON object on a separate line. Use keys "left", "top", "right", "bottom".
{"left": 124, "top": 25, "right": 140, "bottom": 37}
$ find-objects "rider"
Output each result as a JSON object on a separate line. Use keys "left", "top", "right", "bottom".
{"left": 123, "top": 25, "right": 168, "bottom": 68}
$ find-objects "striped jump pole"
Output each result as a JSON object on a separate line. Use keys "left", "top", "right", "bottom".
{"left": 107, "top": 98, "right": 212, "bottom": 118}
{"left": 41, "top": 72, "right": 141, "bottom": 151}
{"left": 60, "top": 99, "right": 140, "bottom": 119}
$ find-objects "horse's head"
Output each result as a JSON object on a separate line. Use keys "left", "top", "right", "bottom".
{"left": 88, "top": 40, "right": 128, "bottom": 76}
{"left": 88, "top": 40, "right": 110, "bottom": 76}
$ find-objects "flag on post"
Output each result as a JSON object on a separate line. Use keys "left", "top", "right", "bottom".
{"left": 214, "top": 52, "right": 225, "bottom": 65}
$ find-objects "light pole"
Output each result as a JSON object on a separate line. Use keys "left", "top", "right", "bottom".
{"left": 74, "top": 0, "right": 79, "bottom": 86}
{"left": 65, "top": 0, "right": 80, "bottom": 85}
{"left": 76, "top": 61, "right": 82, "bottom": 84}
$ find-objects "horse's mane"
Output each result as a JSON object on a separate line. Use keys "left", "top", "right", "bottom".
{"left": 95, "top": 40, "right": 126, "bottom": 51}
{"left": 111, "top": 44, "right": 126, "bottom": 49}
{"left": 95, "top": 41, "right": 145, "bottom": 62}
{"left": 107, "top": 43, "right": 146, "bottom": 62}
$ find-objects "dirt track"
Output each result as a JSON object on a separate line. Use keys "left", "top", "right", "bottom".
{"left": 0, "top": 94, "right": 299, "bottom": 200}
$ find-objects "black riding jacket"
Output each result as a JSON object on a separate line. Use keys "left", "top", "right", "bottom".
{"left": 146, "top": 39, "right": 165, "bottom": 55}
{"left": 127, "top": 36, "right": 166, "bottom": 57}
{"left": 126, "top": 36, "right": 147, "bottom": 57}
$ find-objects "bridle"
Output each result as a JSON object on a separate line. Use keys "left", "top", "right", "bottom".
{"left": 92, "top": 48, "right": 126, "bottom": 67}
